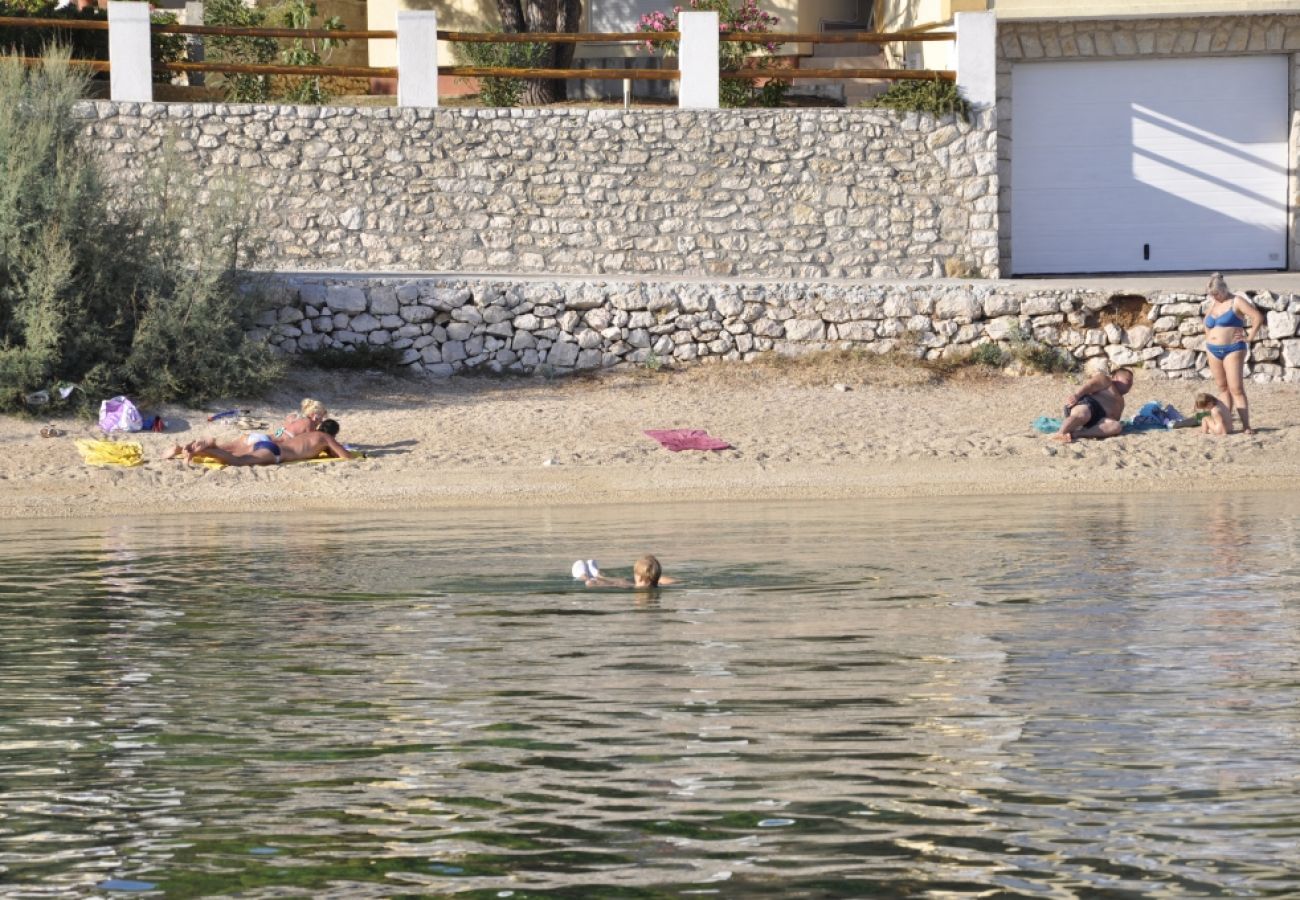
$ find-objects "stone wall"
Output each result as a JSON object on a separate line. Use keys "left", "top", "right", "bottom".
{"left": 254, "top": 274, "right": 1300, "bottom": 383}
{"left": 77, "top": 101, "right": 999, "bottom": 280}
{"left": 996, "top": 13, "right": 1300, "bottom": 273}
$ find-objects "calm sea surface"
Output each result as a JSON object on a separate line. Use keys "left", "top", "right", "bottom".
{"left": 1, "top": 494, "right": 1298, "bottom": 898}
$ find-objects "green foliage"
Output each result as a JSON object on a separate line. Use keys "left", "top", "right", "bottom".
{"left": 454, "top": 37, "right": 549, "bottom": 107}
{"left": 0, "top": 1, "right": 185, "bottom": 83}
{"left": 1006, "top": 324, "right": 1078, "bottom": 374}
{"left": 864, "top": 77, "right": 971, "bottom": 122}
{"left": 276, "top": 0, "right": 347, "bottom": 105}
{"left": 299, "top": 344, "right": 406, "bottom": 374}
{"left": 206, "top": 0, "right": 348, "bottom": 104}
{"left": 0, "top": 54, "right": 283, "bottom": 412}
{"left": 638, "top": 0, "right": 787, "bottom": 108}
{"left": 968, "top": 342, "right": 1007, "bottom": 368}
{"left": 204, "top": 0, "right": 277, "bottom": 102}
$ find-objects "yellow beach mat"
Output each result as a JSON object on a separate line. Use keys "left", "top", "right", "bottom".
{"left": 195, "top": 451, "right": 361, "bottom": 470}
{"left": 76, "top": 439, "right": 144, "bottom": 467}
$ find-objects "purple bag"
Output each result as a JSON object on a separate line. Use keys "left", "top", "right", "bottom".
{"left": 99, "top": 396, "right": 144, "bottom": 433}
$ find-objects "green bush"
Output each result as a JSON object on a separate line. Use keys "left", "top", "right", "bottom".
{"left": 1006, "top": 325, "right": 1078, "bottom": 374}
{"left": 204, "top": 0, "right": 278, "bottom": 102}
{"left": 968, "top": 342, "right": 1007, "bottom": 368}
{"left": 864, "top": 77, "right": 971, "bottom": 122}
{"left": 0, "top": 54, "right": 282, "bottom": 412}
{"left": 454, "top": 37, "right": 549, "bottom": 107}
{"left": 0, "top": 1, "right": 186, "bottom": 83}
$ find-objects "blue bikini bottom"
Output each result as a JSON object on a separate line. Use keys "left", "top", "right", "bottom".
{"left": 1206, "top": 341, "right": 1247, "bottom": 361}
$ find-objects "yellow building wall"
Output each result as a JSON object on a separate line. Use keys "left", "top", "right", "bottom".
{"left": 874, "top": 0, "right": 984, "bottom": 72}
{"left": 368, "top": 0, "right": 500, "bottom": 68}
{"left": 996, "top": 0, "right": 1298, "bottom": 18}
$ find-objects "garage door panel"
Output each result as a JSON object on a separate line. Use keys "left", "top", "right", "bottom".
{"left": 1011, "top": 56, "right": 1288, "bottom": 274}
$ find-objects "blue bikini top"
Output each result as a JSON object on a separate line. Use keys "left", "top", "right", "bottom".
{"left": 1205, "top": 304, "right": 1246, "bottom": 329}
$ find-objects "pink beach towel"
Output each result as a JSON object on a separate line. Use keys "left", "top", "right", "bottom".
{"left": 644, "top": 429, "right": 732, "bottom": 452}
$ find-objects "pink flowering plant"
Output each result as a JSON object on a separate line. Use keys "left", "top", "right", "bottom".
{"left": 638, "top": 0, "right": 788, "bottom": 107}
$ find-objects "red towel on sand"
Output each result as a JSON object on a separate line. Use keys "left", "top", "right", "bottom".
{"left": 644, "top": 429, "right": 732, "bottom": 452}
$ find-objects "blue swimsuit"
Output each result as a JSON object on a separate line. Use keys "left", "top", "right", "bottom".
{"left": 1205, "top": 304, "right": 1248, "bottom": 360}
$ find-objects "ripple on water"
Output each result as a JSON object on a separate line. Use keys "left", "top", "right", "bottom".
{"left": 1, "top": 494, "right": 1299, "bottom": 896}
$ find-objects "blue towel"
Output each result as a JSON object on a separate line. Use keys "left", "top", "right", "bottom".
{"left": 1035, "top": 400, "right": 1181, "bottom": 436}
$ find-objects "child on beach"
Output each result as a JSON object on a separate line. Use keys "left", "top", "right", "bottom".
{"left": 582, "top": 555, "right": 677, "bottom": 589}
{"left": 1196, "top": 392, "right": 1233, "bottom": 435}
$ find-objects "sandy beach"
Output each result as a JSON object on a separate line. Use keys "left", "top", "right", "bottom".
{"left": 4, "top": 356, "right": 1299, "bottom": 520}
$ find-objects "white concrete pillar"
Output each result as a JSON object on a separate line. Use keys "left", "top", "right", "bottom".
{"left": 397, "top": 11, "right": 438, "bottom": 108}
{"left": 678, "top": 11, "right": 718, "bottom": 110}
{"left": 108, "top": 1, "right": 153, "bottom": 102}
{"left": 955, "top": 10, "right": 996, "bottom": 110}
{"left": 183, "top": 0, "right": 205, "bottom": 86}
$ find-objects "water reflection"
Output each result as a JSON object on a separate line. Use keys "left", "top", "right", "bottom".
{"left": 1, "top": 495, "right": 1299, "bottom": 896}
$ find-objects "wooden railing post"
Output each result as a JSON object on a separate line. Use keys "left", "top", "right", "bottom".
{"left": 397, "top": 10, "right": 438, "bottom": 108}
{"left": 955, "top": 10, "right": 995, "bottom": 109}
{"left": 108, "top": 1, "right": 152, "bottom": 102}
{"left": 678, "top": 11, "right": 718, "bottom": 109}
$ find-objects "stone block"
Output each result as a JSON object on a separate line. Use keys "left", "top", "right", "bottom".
{"left": 401, "top": 304, "right": 436, "bottom": 324}
{"left": 1020, "top": 296, "right": 1061, "bottom": 316}
{"left": 983, "top": 293, "right": 1019, "bottom": 317}
{"left": 350, "top": 313, "right": 380, "bottom": 333}
{"left": 934, "top": 292, "right": 982, "bottom": 321}
{"left": 784, "top": 319, "right": 826, "bottom": 342}
{"left": 1283, "top": 338, "right": 1300, "bottom": 369}
{"left": 1126, "top": 325, "right": 1152, "bottom": 349}
{"left": 547, "top": 341, "right": 579, "bottom": 368}
{"left": 325, "top": 285, "right": 367, "bottom": 313}
{"left": 1267, "top": 310, "right": 1297, "bottom": 339}
{"left": 370, "top": 287, "right": 399, "bottom": 315}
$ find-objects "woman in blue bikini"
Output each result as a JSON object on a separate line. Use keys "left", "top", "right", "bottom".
{"left": 1203, "top": 273, "right": 1263, "bottom": 434}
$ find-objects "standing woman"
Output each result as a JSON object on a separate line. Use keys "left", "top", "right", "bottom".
{"left": 1203, "top": 273, "right": 1264, "bottom": 434}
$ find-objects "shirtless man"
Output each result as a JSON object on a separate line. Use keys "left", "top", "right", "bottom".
{"left": 186, "top": 419, "right": 353, "bottom": 466}
{"left": 1053, "top": 367, "right": 1134, "bottom": 442}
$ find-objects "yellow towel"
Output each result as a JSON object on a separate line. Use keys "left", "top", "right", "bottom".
{"left": 76, "top": 439, "right": 144, "bottom": 467}
{"left": 195, "top": 450, "right": 360, "bottom": 470}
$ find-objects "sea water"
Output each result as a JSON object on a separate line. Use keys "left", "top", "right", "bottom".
{"left": 1, "top": 494, "right": 1298, "bottom": 897}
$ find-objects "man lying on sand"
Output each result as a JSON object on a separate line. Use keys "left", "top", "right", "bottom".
{"left": 185, "top": 419, "right": 353, "bottom": 466}
{"left": 1054, "top": 367, "right": 1134, "bottom": 442}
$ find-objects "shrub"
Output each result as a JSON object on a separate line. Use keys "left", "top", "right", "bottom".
{"left": 454, "top": 36, "right": 548, "bottom": 107}
{"left": 968, "top": 342, "right": 1007, "bottom": 368}
{"left": 204, "top": 0, "right": 278, "bottom": 102}
{"left": 0, "top": 53, "right": 282, "bottom": 412}
{"left": 0, "top": 1, "right": 186, "bottom": 83}
{"left": 276, "top": 0, "right": 347, "bottom": 105}
{"left": 639, "top": 0, "right": 788, "bottom": 108}
{"left": 864, "top": 76, "right": 971, "bottom": 122}
{"left": 1006, "top": 325, "right": 1078, "bottom": 374}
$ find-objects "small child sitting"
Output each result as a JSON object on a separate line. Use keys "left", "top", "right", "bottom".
{"left": 1195, "top": 392, "right": 1232, "bottom": 435}
{"left": 582, "top": 555, "right": 677, "bottom": 589}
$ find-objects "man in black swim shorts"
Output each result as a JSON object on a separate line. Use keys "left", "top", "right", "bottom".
{"left": 1053, "top": 367, "right": 1134, "bottom": 443}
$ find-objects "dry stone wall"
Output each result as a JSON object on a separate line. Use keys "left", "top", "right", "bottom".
{"left": 256, "top": 275, "right": 1300, "bottom": 383}
{"left": 77, "top": 101, "right": 999, "bottom": 280}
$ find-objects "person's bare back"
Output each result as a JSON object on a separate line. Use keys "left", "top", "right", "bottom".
{"left": 275, "top": 430, "right": 352, "bottom": 462}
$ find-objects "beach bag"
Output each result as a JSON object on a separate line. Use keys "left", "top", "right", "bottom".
{"left": 99, "top": 396, "right": 144, "bottom": 433}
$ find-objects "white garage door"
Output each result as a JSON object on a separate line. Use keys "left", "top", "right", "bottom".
{"left": 1011, "top": 56, "right": 1289, "bottom": 275}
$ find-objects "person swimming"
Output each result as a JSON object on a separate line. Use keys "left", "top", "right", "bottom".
{"left": 579, "top": 555, "right": 677, "bottom": 589}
